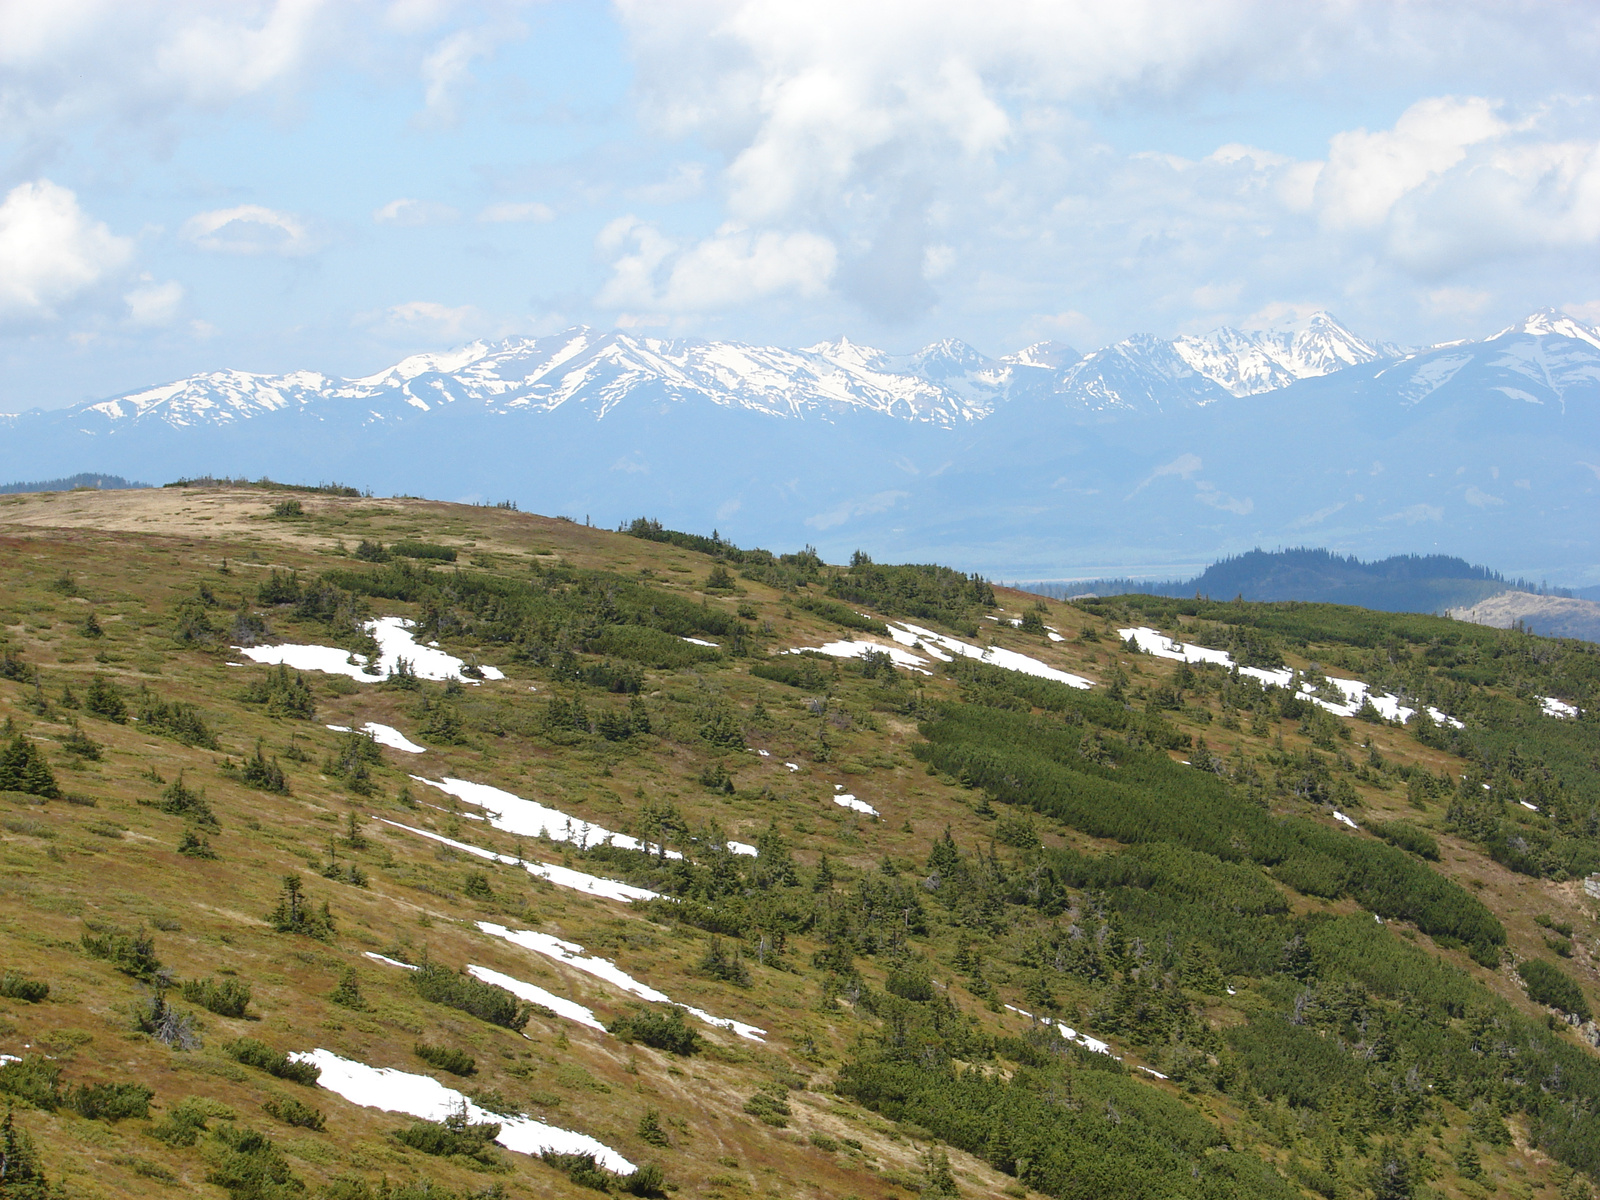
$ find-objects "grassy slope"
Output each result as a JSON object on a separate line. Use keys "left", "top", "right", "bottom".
{"left": 0, "top": 484, "right": 1594, "bottom": 1200}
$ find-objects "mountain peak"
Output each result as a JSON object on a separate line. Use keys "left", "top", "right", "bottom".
{"left": 1495, "top": 309, "right": 1600, "bottom": 350}
{"left": 1004, "top": 340, "right": 1081, "bottom": 370}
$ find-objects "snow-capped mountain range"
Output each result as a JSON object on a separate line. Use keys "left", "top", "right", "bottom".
{"left": 2, "top": 309, "right": 1597, "bottom": 584}
{"left": 54, "top": 310, "right": 1406, "bottom": 434}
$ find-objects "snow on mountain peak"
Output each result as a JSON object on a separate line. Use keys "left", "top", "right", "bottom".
{"left": 1169, "top": 312, "right": 1390, "bottom": 397}
{"left": 1494, "top": 309, "right": 1600, "bottom": 351}
{"left": 1004, "top": 340, "right": 1081, "bottom": 370}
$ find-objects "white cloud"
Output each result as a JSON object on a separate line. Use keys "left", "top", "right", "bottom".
{"left": 124, "top": 277, "right": 184, "bottom": 326}
{"left": 630, "top": 163, "right": 706, "bottom": 205}
{"left": 0, "top": 179, "right": 132, "bottom": 321}
{"left": 1426, "top": 286, "right": 1491, "bottom": 315}
{"left": 596, "top": 218, "right": 836, "bottom": 313}
{"left": 1317, "top": 96, "right": 1512, "bottom": 230}
{"left": 184, "top": 204, "right": 314, "bottom": 255}
{"left": 478, "top": 201, "right": 554, "bottom": 224}
{"left": 363, "top": 300, "right": 484, "bottom": 341}
{"left": 374, "top": 198, "right": 459, "bottom": 226}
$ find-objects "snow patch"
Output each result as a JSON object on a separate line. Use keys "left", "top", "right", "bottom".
{"left": 889, "top": 620, "right": 1093, "bottom": 688}
{"left": 681, "top": 637, "right": 719, "bottom": 648}
{"left": 1333, "top": 811, "right": 1359, "bottom": 829}
{"left": 785, "top": 638, "right": 933, "bottom": 674}
{"left": 1005, "top": 1005, "right": 1114, "bottom": 1058}
{"left": 1542, "top": 696, "right": 1580, "bottom": 720}
{"left": 478, "top": 923, "right": 766, "bottom": 1042}
{"left": 466, "top": 965, "right": 606, "bottom": 1032}
{"left": 379, "top": 819, "right": 662, "bottom": 903}
{"left": 239, "top": 616, "right": 502, "bottom": 684}
{"left": 833, "top": 794, "right": 879, "bottom": 817}
{"left": 293, "top": 1049, "right": 634, "bottom": 1174}
{"left": 1118, "top": 626, "right": 1466, "bottom": 728}
{"left": 327, "top": 722, "right": 426, "bottom": 753}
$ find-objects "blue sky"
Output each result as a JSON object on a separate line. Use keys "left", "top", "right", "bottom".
{"left": 1, "top": 0, "right": 1598, "bottom": 412}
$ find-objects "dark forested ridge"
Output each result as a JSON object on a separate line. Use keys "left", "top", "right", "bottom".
{"left": 1024, "top": 546, "right": 1568, "bottom": 615}
{"left": 2, "top": 490, "right": 1600, "bottom": 1200}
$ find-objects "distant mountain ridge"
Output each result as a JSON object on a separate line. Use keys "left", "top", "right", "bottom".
{"left": 1020, "top": 548, "right": 1525, "bottom": 615}
{"left": 1, "top": 308, "right": 1596, "bottom": 584}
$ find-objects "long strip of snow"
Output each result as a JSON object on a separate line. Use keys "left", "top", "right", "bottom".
{"left": 785, "top": 639, "right": 934, "bottom": 674}
{"left": 378, "top": 818, "right": 662, "bottom": 903}
{"left": 888, "top": 620, "right": 1094, "bottom": 688}
{"left": 292, "top": 1048, "right": 634, "bottom": 1173}
{"left": 1542, "top": 696, "right": 1580, "bottom": 719}
{"left": 466, "top": 965, "right": 606, "bottom": 1031}
{"left": 327, "top": 722, "right": 427, "bottom": 753}
{"left": 238, "top": 616, "right": 503, "bottom": 684}
{"left": 1005, "top": 1004, "right": 1114, "bottom": 1057}
{"left": 412, "top": 775, "right": 756, "bottom": 859}
{"left": 478, "top": 922, "right": 766, "bottom": 1042}
{"left": 360, "top": 949, "right": 606, "bottom": 1033}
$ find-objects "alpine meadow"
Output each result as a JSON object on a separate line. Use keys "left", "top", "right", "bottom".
{"left": 0, "top": 481, "right": 1593, "bottom": 1199}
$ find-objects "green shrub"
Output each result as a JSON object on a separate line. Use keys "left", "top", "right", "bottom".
{"left": 136, "top": 694, "right": 219, "bottom": 748}
{"left": 411, "top": 964, "right": 529, "bottom": 1032}
{"left": 696, "top": 937, "right": 750, "bottom": 987}
{"left": 222, "top": 1039, "right": 322, "bottom": 1086}
{"left": 270, "top": 498, "right": 304, "bottom": 518}
{"left": 84, "top": 675, "right": 127, "bottom": 723}
{"left": 390, "top": 541, "right": 456, "bottom": 562}
{"left": 147, "top": 1096, "right": 233, "bottom": 1147}
{"left": 66, "top": 1081, "right": 153, "bottom": 1121}
{"left": 606, "top": 1005, "right": 701, "bottom": 1056}
{"left": 240, "top": 742, "right": 290, "bottom": 794}
{"left": 177, "top": 829, "right": 218, "bottom": 858}
{"left": 262, "top": 1096, "right": 325, "bottom": 1131}
{"left": 238, "top": 666, "right": 316, "bottom": 719}
{"left": 182, "top": 976, "right": 252, "bottom": 1018}
{"left": 80, "top": 923, "right": 161, "bottom": 979}
{"left": 1518, "top": 958, "right": 1592, "bottom": 1021}
{"left": 205, "top": 1123, "right": 304, "bottom": 1199}
{"left": 153, "top": 773, "right": 219, "bottom": 828}
{"left": 0, "top": 1055, "right": 61, "bottom": 1109}
{"left": 0, "top": 971, "right": 48, "bottom": 1002}
{"left": 742, "top": 1091, "right": 791, "bottom": 1128}
{"left": 391, "top": 1110, "right": 502, "bottom": 1169}
{"left": 414, "top": 1043, "right": 476, "bottom": 1077}
{"left": 539, "top": 1150, "right": 613, "bottom": 1191}
{"left": 1371, "top": 820, "right": 1440, "bottom": 860}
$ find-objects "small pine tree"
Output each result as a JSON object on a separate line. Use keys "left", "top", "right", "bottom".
{"left": 637, "top": 1108, "right": 670, "bottom": 1148}
{"left": 697, "top": 937, "right": 751, "bottom": 987}
{"left": 920, "top": 1147, "right": 959, "bottom": 1198}
{"left": 0, "top": 1108, "right": 57, "bottom": 1198}
{"left": 177, "top": 829, "right": 218, "bottom": 859}
{"left": 267, "top": 876, "right": 335, "bottom": 941}
{"left": 240, "top": 741, "right": 289, "bottom": 794}
{"left": 328, "top": 968, "right": 369, "bottom": 1010}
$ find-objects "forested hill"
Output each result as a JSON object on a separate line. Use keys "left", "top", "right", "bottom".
{"left": 0, "top": 483, "right": 1599, "bottom": 1200}
{"left": 1028, "top": 547, "right": 1534, "bottom": 614}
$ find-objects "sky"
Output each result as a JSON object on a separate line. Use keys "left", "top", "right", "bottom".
{"left": 1, "top": 0, "right": 1598, "bottom": 413}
